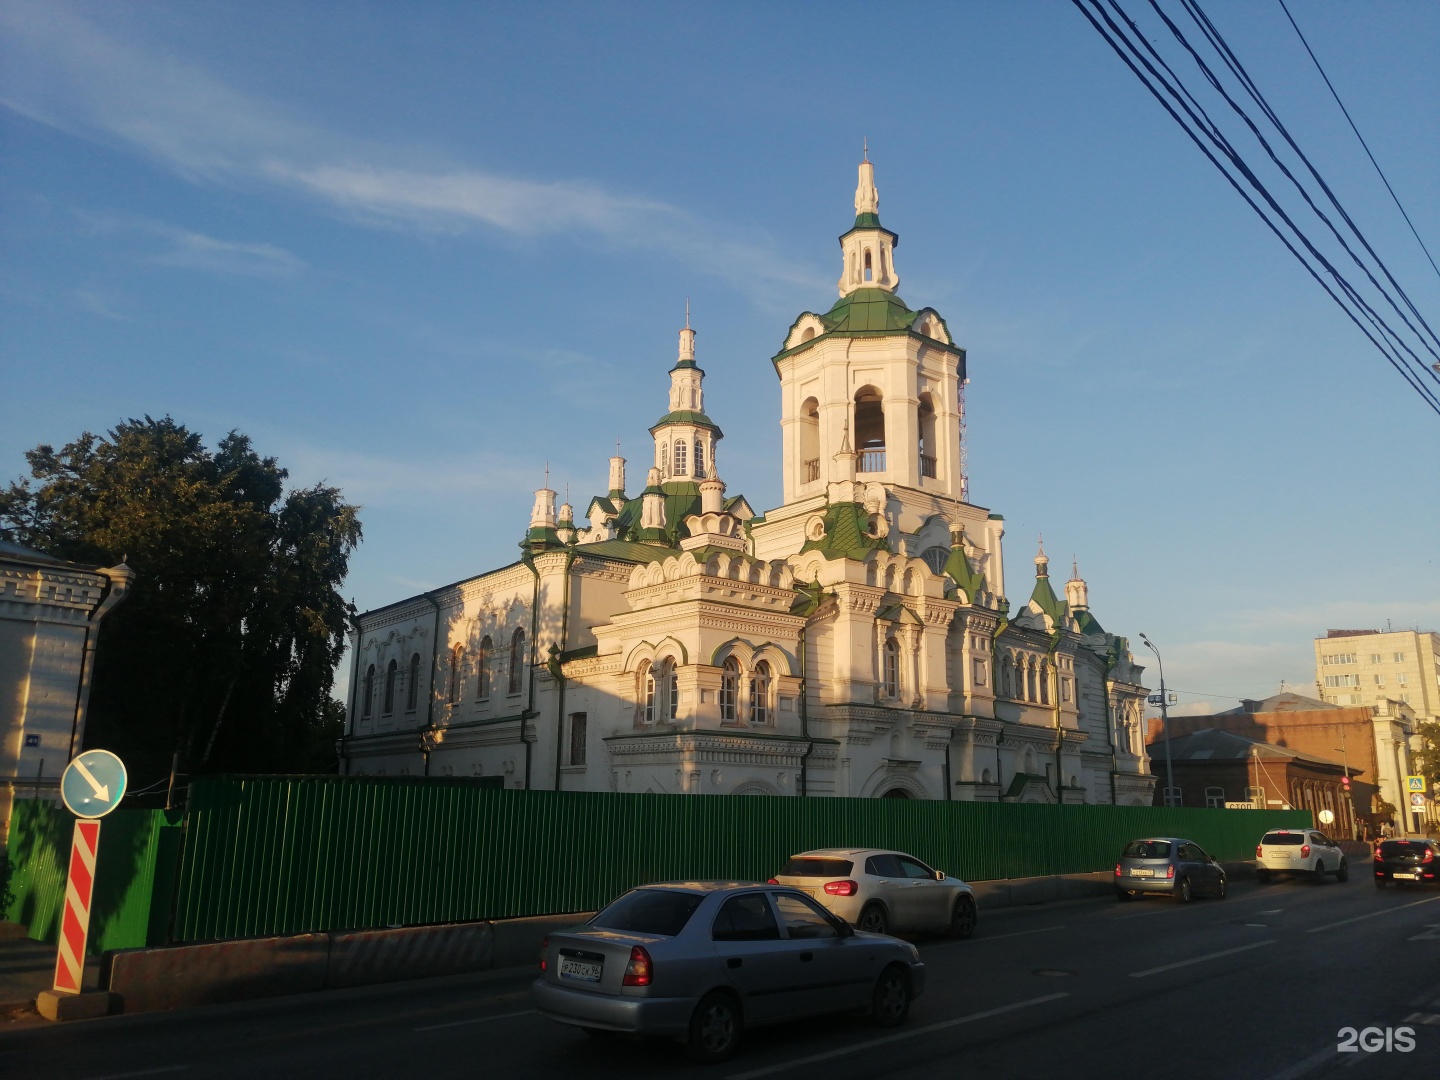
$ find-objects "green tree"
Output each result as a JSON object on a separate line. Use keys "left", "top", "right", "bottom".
{"left": 1414, "top": 720, "right": 1440, "bottom": 796}
{"left": 0, "top": 417, "right": 362, "bottom": 789}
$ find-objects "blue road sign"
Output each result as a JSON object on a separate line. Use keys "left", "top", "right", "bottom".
{"left": 60, "top": 749, "right": 127, "bottom": 818}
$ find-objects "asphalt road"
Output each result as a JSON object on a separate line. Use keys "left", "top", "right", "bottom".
{"left": 4, "top": 875, "right": 1439, "bottom": 1080}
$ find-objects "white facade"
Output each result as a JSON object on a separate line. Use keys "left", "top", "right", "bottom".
{"left": 341, "top": 160, "right": 1155, "bottom": 805}
{"left": 1, "top": 540, "right": 133, "bottom": 840}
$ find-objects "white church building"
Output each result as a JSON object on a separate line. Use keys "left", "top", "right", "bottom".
{"left": 341, "top": 159, "right": 1156, "bottom": 805}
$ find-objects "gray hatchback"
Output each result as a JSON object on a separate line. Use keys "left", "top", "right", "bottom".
{"left": 532, "top": 881, "right": 926, "bottom": 1063}
{"left": 1114, "top": 837, "right": 1228, "bottom": 902}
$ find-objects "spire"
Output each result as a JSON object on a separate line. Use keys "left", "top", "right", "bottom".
{"left": 1034, "top": 534, "right": 1049, "bottom": 578}
{"left": 675, "top": 306, "right": 697, "bottom": 369}
{"left": 522, "top": 478, "right": 563, "bottom": 552}
{"left": 1065, "top": 556, "right": 1090, "bottom": 613}
{"left": 854, "top": 152, "right": 879, "bottom": 218}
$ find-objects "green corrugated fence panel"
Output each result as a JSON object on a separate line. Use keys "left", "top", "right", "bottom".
{"left": 168, "top": 777, "right": 1313, "bottom": 942}
{"left": 3, "top": 800, "right": 180, "bottom": 953}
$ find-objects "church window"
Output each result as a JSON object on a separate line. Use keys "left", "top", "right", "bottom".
{"left": 568, "top": 713, "right": 587, "bottom": 767}
{"left": 448, "top": 645, "right": 464, "bottom": 704}
{"left": 998, "top": 655, "right": 1011, "bottom": 698}
{"left": 477, "top": 635, "right": 492, "bottom": 699}
{"left": 883, "top": 637, "right": 900, "bottom": 697}
{"left": 972, "top": 658, "right": 986, "bottom": 687}
{"left": 920, "top": 547, "right": 948, "bottom": 575}
{"left": 383, "top": 659, "right": 397, "bottom": 715}
{"left": 854, "top": 387, "right": 885, "bottom": 472}
{"left": 918, "top": 393, "right": 937, "bottom": 479}
{"left": 1026, "top": 660, "right": 1038, "bottom": 703}
{"left": 864, "top": 249, "right": 873, "bottom": 282}
{"left": 406, "top": 653, "right": 421, "bottom": 711}
{"left": 751, "top": 660, "right": 772, "bottom": 724}
{"left": 799, "top": 397, "right": 820, "bottom": 485}
{"left": 1039, "top": 661, "right": 1051, "bottom": 705}
{"left": 640, "top": 661, "right": 655, "bottom": 724}
{"left": 654, "top": 658, "right": 678, "bottom": 721}
{"left": 694, "top": 439, "right": 705, "bottom": 479}
{"left": 508, "top": 628, "right": 526, "bottom": 695}
{"left": 720, "top": 658, "right": 740, "bottom": 722}
{"left": 362, "top": 664, "right": 375, "bottom": 719}
{"left": 674, "top": 440, "right": 688, "bottom": 476}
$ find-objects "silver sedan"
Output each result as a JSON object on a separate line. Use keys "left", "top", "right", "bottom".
{"left": 773, "top": 848, "right": 979, "bottom": 938}
{"left": 531, "top": 881, "right": 926, "bottom": 1063}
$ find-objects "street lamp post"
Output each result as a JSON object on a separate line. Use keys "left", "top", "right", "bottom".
{"left": 1140, "top": 634, "right": 1175, "bottom": 807}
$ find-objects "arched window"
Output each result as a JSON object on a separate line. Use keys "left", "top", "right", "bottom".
{"left": 673, "top": 440, "right": 688, "bottom": 476}
{"left": 883, "top": 637, "right": 900, "bottom": 697}
{"left": 476, "top": 635, "right": 492, "bottom": 700}
{"left": 694, "top": 438, "right": 705, "bottom": 479}
{"left": 653, "top": 658, "right": 678, "bottom": 722}
{"left": 406, "top": 653, "right": 421, "bottom": 711}
{"left": 999, "top": 656, "right": 1011, "bottom": 698}
{"left": 918, "top": 392, "right": 937, "bottom": 479}
{"left": 1039, "top": 660, "right": 1051, "bottom": 705}
{"left": 383, "top": 659, "right": 397, "bottom": 714}
{"left": 854, "top": 386, "right": 885, "bottom": 472}
{"left": 362, "top": 664, "right": 375, "bottom": 718}
{"left": 508, "top": 628, "right": 526, "bottom": 695}
{"left": 720, "top": 658, "right": 740, "bottom": 722}
{"left": 920, "top": 547, "right": 949, "bottom": 575}
{"left": 799, "top": 397, "right": 820, "bottom": 484}
{"left": 640, "top": 661, "right": 655, "bottom": 724}
{"left": 864, "top": 249, "right": 873, "bottom": 282}
{"left": 1026, "top": 660, "right": 1038, "bottom": 703}
{"left": 448, "top": 645, "right": 463, "bottom": 705}
{"left": 750, "top": 660, "right": 772, "bottom": 724}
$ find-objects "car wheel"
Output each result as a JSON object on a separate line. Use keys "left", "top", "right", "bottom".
{"left": 858, "top": 903, "right": 889, "bottom": 935}
{"left": 871, "top": 965, "right": 911, "bottom": 1028}
{"left": 947, "top": 896, "right": 977, "bottom": 939}
{"left": 1176, "top": 877, "right": 1193, "bottom": 903}
{"left": 1335, "top": 859, "right": 1349, "bottom": 883}
{"left": 686, "top": 991, "right": 741, "bottom": 1064}
{"left": 1313, "top": 862, "right": 1328, "bottom": 884}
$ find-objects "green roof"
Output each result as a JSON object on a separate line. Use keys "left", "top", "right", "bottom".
{"left": 944, "top": 543, "right": 987, "bottom": 601}
{"left": 650, "top": 410, "right": 722, "bottom": 435}
{"left": 850, "top": 212, "right": 887, "bottom": 230}
{"left": 822, "top": 288, "right": 919, "bottom": 334}
{"left": 1073, "top": 609, "right": 1106, "bottom": 637}
{"left": 1029, "top": 571, "right": 1066, "bottom": 625}
{"left": 574, "top": 539, "right": 674, "bottom": 564}
{"left": 799, "top": 501, "right": 889, "bottom": 562}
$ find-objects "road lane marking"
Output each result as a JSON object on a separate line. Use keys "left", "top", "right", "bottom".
{"left": 925, "top": 925, "right": 1065, "bottom": 948}
{"left": 726, "top": 992, "right": 1069, "bottom": 1080}
{"left": 83, "top": 1069, "right": 189, "bottom": 1080}
{"left": 413, "top": 1008, "right": 535, "bottom": 1031}
{"left": 1128, "top": 940, "right": 1276, "bottom": 978}
{"left": 1305, "top": 894, "right": 1440, "bottom": 933}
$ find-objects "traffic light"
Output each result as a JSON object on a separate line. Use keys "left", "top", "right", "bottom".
{"left": 1341, "top": 775, "right": 1351, "bottom": 791}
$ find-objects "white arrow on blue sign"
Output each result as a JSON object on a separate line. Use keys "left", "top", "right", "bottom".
{"left": 60, "top": 749, "right": 128, "bottom": 819}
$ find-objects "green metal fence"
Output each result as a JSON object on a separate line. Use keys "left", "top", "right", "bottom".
{"left": 3, "top": 800, "right": 181, "bottom": 954}
{"left": 172, "top": 776, "right": 1310, "bottom": 942}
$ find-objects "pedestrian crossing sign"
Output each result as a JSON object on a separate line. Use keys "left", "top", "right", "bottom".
{"left": 1408, "top": 775, "right": 1426, "bottom": 793}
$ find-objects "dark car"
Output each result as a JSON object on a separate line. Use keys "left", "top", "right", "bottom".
{"left": 1373, "top": 839, "right": 1440, "bottom": 887}
{"left": 1114, "top": 837, "right": 1227, "bottom": 902}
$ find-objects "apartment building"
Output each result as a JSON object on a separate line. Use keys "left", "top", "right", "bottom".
{"left": 1315, "top": 628, "right": 1440, "bottom": 723}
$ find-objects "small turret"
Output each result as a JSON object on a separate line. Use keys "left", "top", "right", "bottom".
{"left": 608, "top": 455, "right": 627, "bottom": 505}
{"left": 556, "top": 502, "right": 576, "bottom": 546}
{"left": 1065, "top": 557, "right": 1089, "bottom": 611}
{"left": 522, "top": 482, "right": 563, "bottom": 552}
{"left": 636, "top": 467, "right": 669, "bottom": 544}
{"left": 838, "top": 147, "right": 900, "bottom": 297}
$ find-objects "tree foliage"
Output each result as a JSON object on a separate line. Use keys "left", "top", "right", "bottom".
{"left": 1413, "top": 720, "right": 1440, "bottom": 796}
{"left": 0, "top": 417, "right": 362, "bottom": 788}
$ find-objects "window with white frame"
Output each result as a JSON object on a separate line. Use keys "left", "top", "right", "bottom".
{"left": 1397, "top": 673, "right": 1409, "bottom": 685}
{"left": 1205, "top": 786, "right": 1225, "bottom": 808}
{"left": 1370, "top": 653, "right": 1383, "bottom": 663}
{"left": 640, "top": 661, "right": 655, "bottom": 724}
{"left": 1393, "top": 652, "right": 1407, "bottom": 663}
{"left": 882, "top": 637, "right": 900, "bottom": 697}
{"left": 750, "top": 660, "right": 772, "bottom": 724}
{"left": 655, "top": 658, "right": 678, "bottom": 721}
{"left": 673, "top": 440, "right": 688, "bottom": 476}
{"left": 694, "top": 439, "right": 705, "bottom": 479}
{"left": 720, "top": 658, "right": 740, "bottom": 722}
{"left": 1323, "top": 674, "right": 1359, "bottom": 688}
{"left": 1163, "top": 786, "right": 1182, "bottom": 807}
{"left": 1322, "top": 652, "right": 1357, "bottom": 665}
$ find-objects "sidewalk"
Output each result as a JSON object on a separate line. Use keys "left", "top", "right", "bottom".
{"left": 0, "top": 937, "right": 99, "bottom": 1018}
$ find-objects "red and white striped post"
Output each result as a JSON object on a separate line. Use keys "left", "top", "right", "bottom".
{"left": 52, "top": 818, "right": 102, "bottom": 995}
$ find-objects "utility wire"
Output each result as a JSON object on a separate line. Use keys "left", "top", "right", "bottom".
{"left": 1072, "top": 0, "right": 1440, "bottom": 417}
{"left": 1277, "top": 0, "right": 1440, "bottom": 288}
{"left": 1173, "top": 0, "right": 1440, "bottom": 366}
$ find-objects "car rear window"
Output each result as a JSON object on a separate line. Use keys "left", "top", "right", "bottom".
{"left": 591, "top": 889, "right": 704, "bottom": 937}
{"left": 780, "top": 857, "right": 854, "bottom": 877}
{"left": 1262, "top": 832, "right": 1303, "bottom": 846}
{"left": 1379, "top": 841, "right": 1428, "bottom": 857}
{"left": 1122, "top": 841, "right": 1172, "bottom": 860}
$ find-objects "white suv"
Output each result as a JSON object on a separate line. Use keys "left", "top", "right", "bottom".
{"left": 1256, "top": 829, "right": 1349, "bottom": 883}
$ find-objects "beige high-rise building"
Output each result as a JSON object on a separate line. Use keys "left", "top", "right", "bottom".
{"left": 1314, "top": 628, "right": 1440, "bottom": 724}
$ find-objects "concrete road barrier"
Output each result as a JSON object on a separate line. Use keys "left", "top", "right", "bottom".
{"left": 490, "top": 913, "right": 592, "bottom": 971}
{"left": 104, "top": 933, "right": 329, "bottom": 1014}
{"left": 327, "top": 923, "right": 495, "bottom": 989}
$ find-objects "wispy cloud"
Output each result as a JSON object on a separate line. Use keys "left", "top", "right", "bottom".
{"left": 150, "top": 228, "right": 303, "bottom": 276}
{"left": 0, "top": 1, "right": 823, "bottom": 302}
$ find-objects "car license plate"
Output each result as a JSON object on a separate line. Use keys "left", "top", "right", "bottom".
{"left": 1130, "top": 868, "right": 1154, "bottom": 878}
{"left": 1272, "top": 852, "right": 1290, "bottom": 859}
{"left": 1394, "top": 872, "right": 1417, "bottom": 880}
{"left": 560, "top": 957, "right": 603, "bottom": 982}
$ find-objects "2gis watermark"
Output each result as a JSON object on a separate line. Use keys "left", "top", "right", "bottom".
{"left": 1337, "top": 1026, "right": 1416, "bottom": 1054}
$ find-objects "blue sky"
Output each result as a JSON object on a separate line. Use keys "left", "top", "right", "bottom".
{"left": 3, "top": 0, "right": 1437, "bottom": 716}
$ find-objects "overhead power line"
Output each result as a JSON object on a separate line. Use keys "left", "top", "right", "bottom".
{"left": 1071, "top": 0, "right": 1440, "bottom": 418}
{"left": 1277, "top": 0, "right": 1440, "bottom": 288}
